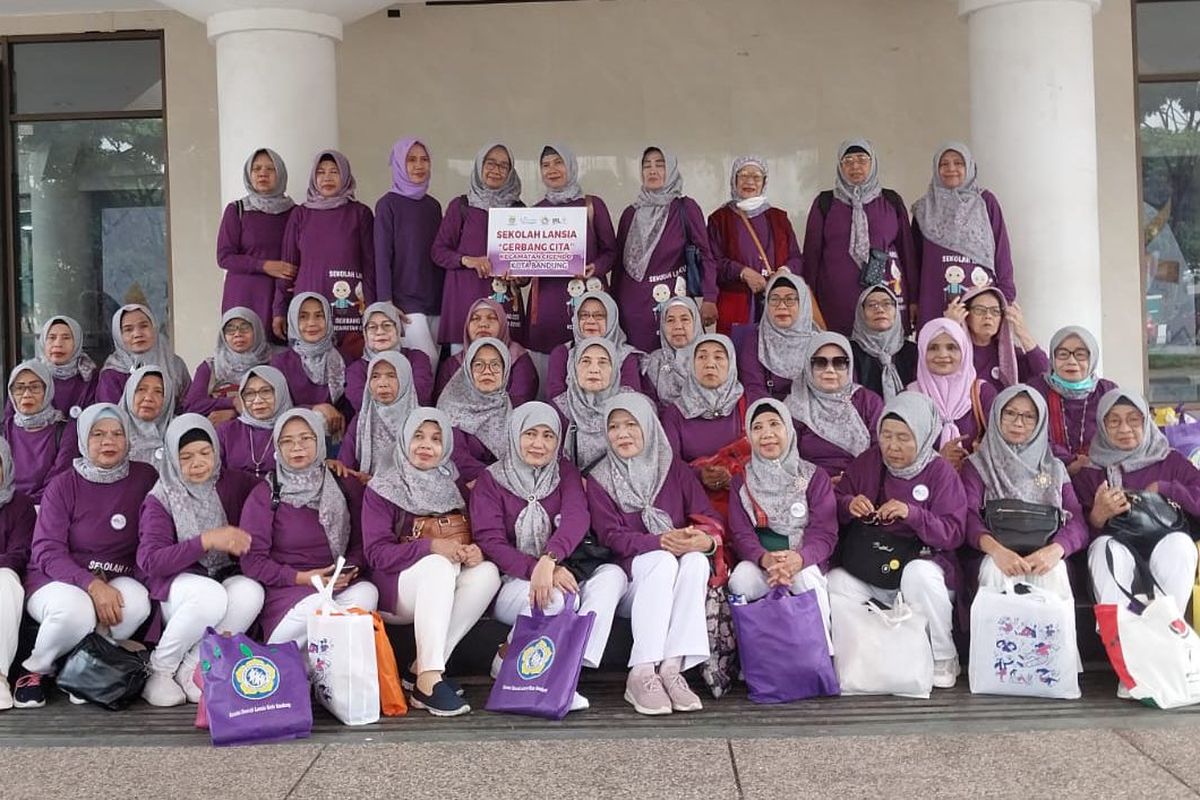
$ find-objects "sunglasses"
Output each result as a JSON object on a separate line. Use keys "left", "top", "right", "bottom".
{"left": 811, "top": 356, "right": 851, "bottom": 372}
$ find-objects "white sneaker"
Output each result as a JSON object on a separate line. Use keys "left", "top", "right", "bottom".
{"left": 142, "top": 669, "right": 186, "bottom": 707}
{"left": 175, "top": 647, "right": 202, "bottom": 704}
{"left": 1117, "top": 683, "right": 1133, "bottom": 700}
{"left": 0, "top": 679, "right": 12, "bottom": 711}
{"left": 65, "top": 691, "right": 87, "bottom": 705}
{"left": 932, "top": 657, "right": 960, "bottom": 689}
{"left": 569, "top": 691, "right": 589, "bottom": 712}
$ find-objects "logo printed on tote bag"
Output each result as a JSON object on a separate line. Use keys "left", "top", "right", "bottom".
{"left": 517, "top": 635, "right": 556, "bottom": 680}
{"left": 232, "top": 655, "right": 281, "bottom": 700}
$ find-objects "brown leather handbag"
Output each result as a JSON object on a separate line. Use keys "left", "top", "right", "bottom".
{"left": 402, "top": 511, "right": 472, "bottom": 547}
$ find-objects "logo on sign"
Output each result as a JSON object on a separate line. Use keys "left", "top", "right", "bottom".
{"left": 516, "top": 635, "right": 556, "bottom": 680}
{"left": 232, "top": 655, "right": 280, "bottom": 700}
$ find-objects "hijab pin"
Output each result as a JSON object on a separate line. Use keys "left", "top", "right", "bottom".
{"left": 1034, "top": 472, "right": 1052, "bottom": 488}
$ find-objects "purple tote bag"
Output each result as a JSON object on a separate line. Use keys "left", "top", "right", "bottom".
{"left": 199, "top": 627, "right": 313, "bottom": 747}
{"left": 486, "top": 593, "right": 595, "bottom": 720}
{"left": 730, "top": 587, "right": 840, "bottom": 703}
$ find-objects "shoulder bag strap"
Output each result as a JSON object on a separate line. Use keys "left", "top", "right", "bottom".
{"left": 735, "top": 210, "right": 773, "bottom": 276}
{"left": 971, "top": 380, "right": 986, "bottom": 447}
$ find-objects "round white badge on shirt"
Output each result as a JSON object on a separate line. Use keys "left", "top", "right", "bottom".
{"left": 553, "top": 514, "right": 562, "bottom": 526}
{"left": 991, "top": 366, "right": 1001, "bottom": 380}
{"left": 111, "top": 513, "right": 127, "bottom": 531}
{"left": 69, "top": 405, "right": 82, "bottom": 419}
{"left": 154, "top": 448, "right": 164, "bottom": 462}
{"left": 912, "top": 484, "right": 930, "bottom": 502}
{"left": 790, "top": 501, "right": 807, "bottom": 518}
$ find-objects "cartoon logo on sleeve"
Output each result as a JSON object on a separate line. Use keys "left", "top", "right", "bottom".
{"left": 970, "top": 267, "right": 991, "bottom": 288}
{"left": 911, "top": 484, "right": 930, "bottom": 502}
{"left": 331, "top": 280, "right": 353, "bottom": 309}
{"left": 232, "top": 654, "right": 280, "bottom": 700}
{"left": 516, "top": 635, "right": 556, "bottom": 680}
{"left": 110, "top": 513, "right": 127, "bottom": 530}
{"left": 652, "top": 284, "right": 672, "bottom": 317}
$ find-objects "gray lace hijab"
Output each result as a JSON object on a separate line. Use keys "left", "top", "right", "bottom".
{"left": 287, "top": 292, "right": 345, "bottom": 403}
{"left": 272, "top": 408, "right": 350, "bottom": 560}
{"left": 623, "top": 147, "right": 683, "bottom": 282}
{"left": 368, "top": 407, "right": 465, "bottom": 516}
{"left": 785, "top": 332, "right": 871, "bottom": 457}
{"left": 878, "top": 391, "right": 942, "bottom": 481}
{"left": 467, "top": 141, "right": 522, "bottom": 210}
{"left": 540, "top": 143, "right": 584, "bottom": 205}
{"left": 850, "top": 284, "right": 905, "bottom": 400}
{"left": 488, "top": 402, "right": 563, "bottom": 557}
{"left": 740, "top": 398, "right": 818, "bottom": 550}
{"left": 211, "top": 307, "right": 272, "bottom": 388}
{"left": 356, "top": 351, "right": 418, "bottom": 475}
{"left": 361, "top": 302, "right": 406, "bottom": 360}
{"left": 570, "top": 290, "right": 637, "bottom": 364}
{"left": 590, "top": 393, "right": 677, "bottom": 535}
{"left": 240, "top": 147, "right": 295, "bottom": 215}
{"left": 120, "top": 365, "right": 176, "bottom": 465}
{"left": 8, "top": 360, "right": 63, "bottom": 430}
{"left": 641, "top": 296, "right": 701, "bottom": 405}
{"left": 553, "top": 338, "right": 629, "bottom": 471}
{"left": 37, "top": 315, "right": 96, "bottom": 381}
{"left": 436, "top": 337, "right": 513, "bottom": 458}
{"left": 969, "top": 385, "right": 1068, "bottom": 509}
{"left": 832, "top": 138, "right": 883, "bottom": 268}
{"left": 149, "top": 414, "right": 232, "bottom": 575}
{"left": 237, "top": 366, "right": 294, "bottom": 430}
{"left": 757, "top": 272, "right": 817, "bottom": 379}
{"left": 73, "top": 403, "right": 131, "bottom": 485}
{"left": 673, "top": 334, "right": 744, "bottom": 420}
{"left": 103, "top": 304, "right": 189, "bottom": 393}
{"left": 1087, "top": 389, "right": 1172, "bottom": 489}
{"left": 911, "top": 141, "right": 994, "bottom": 270}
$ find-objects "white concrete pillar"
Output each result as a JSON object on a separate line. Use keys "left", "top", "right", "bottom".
{"left": 206, "top": 8, "right": 343, "bottom": 205}
{"left": 958, "top": 0, "right": 1105, "bottom": 358}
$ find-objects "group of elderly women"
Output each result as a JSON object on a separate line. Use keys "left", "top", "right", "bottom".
{"left": 0, "top": 135, "right": 1193, "bottom": 722}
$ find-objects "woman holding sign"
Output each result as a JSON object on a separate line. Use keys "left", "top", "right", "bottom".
{"left": 432, "top": 142, "right": 524, "bottom": 352}
{"left": 614, "top": 147, "right": 720, "bottom": 353}
{"left": 527, "top": 144, "right": 618, "bottom": 377}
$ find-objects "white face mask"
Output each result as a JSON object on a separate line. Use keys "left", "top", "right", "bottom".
{"left": 736, "top": 194, "right": 768, "bottom": 213}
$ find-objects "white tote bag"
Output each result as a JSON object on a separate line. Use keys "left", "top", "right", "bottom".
{"left": 1096, "top": 543, "right": 1200, "bottom": 709}
{"left": 307, "top": 557, "right": 380, "bottom": 726}
{"left": 968, "top": 580, "right": 1080, "bottom": 700}
{"left": 830, "top": 592, "right": 933, "bottom": 698}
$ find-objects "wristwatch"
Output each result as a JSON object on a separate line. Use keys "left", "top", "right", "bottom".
{"left": 544, "top": 552, "right": 560, "bottom": 563}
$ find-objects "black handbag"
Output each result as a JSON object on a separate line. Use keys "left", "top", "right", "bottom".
{"left": 860, "top": 248, "right": 890, "bottom": 288}
{"left": 678, "top": 199, "right": 704, "bottom": 297}
{"left": 561, "top": 533, "right": 615, "bottom": 582}
{"left": 55, "top": 633, "right": 150, "bottom": 711}
{"left": 836, "top": 460, "right": 926, "bottom": 591}
{"left": 983, "top": 499, "right": 1061, "bottom": 556}
{"left": 1103, "top": 491, "right": 1187, "bottom": 559}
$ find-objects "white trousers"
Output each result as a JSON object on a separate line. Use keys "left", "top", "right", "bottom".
{"left": 267, "top": 581, "right": 380, "bottom": 650}
{"left": 493, "top": 563, "right": 628, "bottom": 669}
{"left": 400, "top": 312, "right": 440, "bottom": 373}
{"left": 978, "top": 556, "right": 1074, "bottom": 602}
{"left": 0, "top": 568, "right": 23, "bottom": 676}
{"left": 1088, "top": 532, "right": 1197, "bottom": 613}
{"left": 827, "top": 561, "right": 956, "bottom": 661}
{"left": 728, "top": 561, "right": 833, "bottom": 653}
{"left": 152, "top": 573, "right": 265, "bottom": 673}
{"left": 617, "top": 550, "right": 710, "bottom": 670}
{"left": 380, "top": 556, "right": 500, "bottom": 675}
{"left": 23, "top": 577, "right": 151, "bottom": 675}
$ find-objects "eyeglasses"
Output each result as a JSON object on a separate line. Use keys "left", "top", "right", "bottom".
{"left": 278, "top": 434, "right": 318, "bottom": 449}
{"left": 1000, "top": 409, "right": 1038, "bottom": 426}
{"left": 577, "top": 311, "right": 607, "bottom": 322}
{"left": 471, "top": 360, "right": 505, "bottom": 375}
{"left": 9, "top": 382, "right": 44, "bottom": 396}
{"left": 482, "top": 158, "right": 511, "bottom": 174}
{"left": 364, "top": 321, "right": 397, "bottom": 334}
{"left": 840, "top": 155, "right": 872, "bottom": 167}
{"left": 811, "top": 356, "right": 851, "bottom": 372}
{"left": 1104, "top": 415, "right": 1144, "bottom": 432}
{"left": 241, "top": 387, "right": 275, "bottom": 402}
{"left": 1053, "top": 348, "right": 1090, "bottom": 363}
{"left": 223, "top": 322, "right": 253, "bottom": 335}
{"left": 768, "top": 295, "right": 800, "bottom": 309}
{"left": 967, "top": 305, "right": 1003, "bottom": 319}
{"left": 735, "top": 171, "right": 764, "bottom": 183}
{"left": 863, "top": 300, "right": 896, "bottom": 313}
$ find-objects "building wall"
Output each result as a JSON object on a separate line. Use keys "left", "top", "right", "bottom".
{"left": 1, "top": 0, "right": 1145, "bottom": 390}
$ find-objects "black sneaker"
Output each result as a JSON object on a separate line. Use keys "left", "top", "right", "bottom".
{"left": 12, "top": 673, "right": 45, "bottom": 709}
{"left": 410, "top": 681, "right": 470, "bottom": 717}
{"left": 401, "top": 665, "right": 463, "bottom": 697}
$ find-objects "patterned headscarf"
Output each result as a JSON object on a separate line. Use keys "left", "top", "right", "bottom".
{"left": 436, "top": 337, "right": 513, "bottom": 458}
{"left": 740, "top": 398, "right": 818, "bottom": 549}
{"left": 540, "top": 143, "right": 584, "bottom": 204}
{"left": 623, "top": 146, "right": 684, "bottom": 282}
{"left": 1087, "top": 389, "right": 1172, "bottom": 489}
{"left": 368, "top": 407, "right": 464, "bottom": 516}
{"left": 211, "top": 307, "right": 272, "bottom": 388}
{"left": 103, "top": 304, "right": 189, "bottom": 393}
{"left": 0, "top": 437, "right": 14, "bottom": 507}
{"left": 7, "top": 360, "right": 63, "bottom": 430}
{"left": 356, "top": 352, "right": 418, "bottom": 475}
{"left": 911, "top": 141, "right": 994, "bottom": 270}
{"left": 287, "top": 292, "right": 346, "bottom": 403}
{"left": 237, "top": 366, "right": 293, "bottom": 430}
{"left": 673, "top": 334, "right": 744, "bottom": 420}
{"left": 590, "top": 393, "right": 677, "bottom": 535}
{"left": 240, "top": 147, "right": 294, "bottom": 215}
{"left": 37, "top": 315, "right": 96, "bottom": 381}
{"left": 73, "top": 403, "right": 131, "bottom": 485}
{"left": 303, "top": 149, "right": 357, "bottom": 211}
{"left": 640, "top": 296, "right": 701, "bottom": 406}
{"left": 120, "top": 365, "right": 176, "bottom": 465}
{"left": 272, "top": 409, "right": 350, "bottom": 560}
{"left": 962, "top": 285, "right": 1017, "bottom": 388}
{"left": 878, "top": 391, "right": 942, "bottom": 481}
{"left": 467, "top": 142, "right": 522, "bottom": 209}
{"left": 969, "top": 385, "right": 1069, "bottom": 508}
{"left": 728, "top": 155, "right": 770, "bottom": 218}
{"left": 570, "top": 290, "right": 637, "bottom": 364}
{"left": 757, "top": 272, "right": 817, "bottom": 379}
{"left": 1045, "top": 326, "right": 1100, "bottom": 401}
{"left": 488, "top": 402, "right": 563, "bottom": 557}
{"left": 554, "top": 338, "right": 632, "bottom": 471}
{"left": 361, "top": 302, "right": 406, "bottom": 360}
{"left": 785, "top": 332, "right": 871, "bottom": 458}
{"left": 850, "top": 284, "right": 905, "bottom": 400}
{"left": 832, "top": 138, "right": 882, "bottom": 268}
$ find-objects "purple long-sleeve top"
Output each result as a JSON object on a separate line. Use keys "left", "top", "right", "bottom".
{"left": 727, "top": 469, "right": 838, "bottom": 570}
{"left": 525, "top": 196, "right": 619, "bottom": 353}
{"left": 1, "top": 417, "right": 78, "bottom": 502}
{"left": 959, "top": 460, "right": 1088, "bottom": 557}
{"left": 361, "top": 486, "right": 458, "bottom": 615}
{"left": 613, "top": 199, "right": 719, "bottom": 353}
{"left": 343, "top": 349, "right": 434, "bottom": 415}
{"left": 136, "top": 468, "right": 261, "bottom": 601}
{"left": 906, "top": 378, "right": 997, "bottom": 454}
{"left": 239, "top": 476, "right": 368, "bottom": 639}
{"left": 269, "top": 349, "right": 342, "bottom": 411}
{"left": 794, "top": 387, "right": 885, "bottom": 478}
{"left": 802, "top": 193, "right": 917, "bottom": 337}
{"left": 3, "top": 373, "right": 97, "bottom": 421}
{"left": 661, "top": 406, "right": 743, "bottom": 468}
{"left": 1072, "top": 451, "right": 1200, "bottom": 541}
{"left": 183, "top": 360, "right": 242, "bottom": 416}
{"left": 707, "top": 208, "right": 804, "bottom": 285}
{"left": 373, "top": 192, "right": 444, "bottom": 316}
{"left": 434, "top": 351, "right": 540, "bottom": 408}
{"left": 217, "top": 203, "right": 293, "bottom": 332}
{"left": 970, "top": 340, "right": 1050, "bottom": 394}
{"left": 431, "top": 196, "right": 527, "bottom": 345}
{"left": 586, "top": 458, "right": 720, "bottom": 577}
{"left": 450, "top": 428, "right": 498, "bottom": 487}
{"left": 0, "top": 492, "right": 37, "bottom": 576}
{"left": 217, "top": 418, "right": 277, "bottom": 479}
{"left": 96, "top": 357, "right": 191, "bottom": 410}
{"left": 274, "top": 203, "right": 376, "bottom": 336}
{"left": 835, "top": 447, "right": 966, "bottom": 592}
{"left": 470, "top": 461, "right": 589, "bottom": 579}
{"left": 733, "top": 323, "right": 791, "bottom": 404}
{"left": 914, "top": 191, "right": 1015, "bottom": 329}
{"left": 25, "top": 463, "right": 158, "bottom": 596}
{"left": 545, "top": 344, "right": 643, "bottom": 402}
{"left": 1027, "top": 375, "right": 1118, "bottom": 463}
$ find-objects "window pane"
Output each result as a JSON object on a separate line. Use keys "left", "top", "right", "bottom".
{"left": 14, "top": 119, "right": 169, "bottom": 361}
{"left": 11, "top": 39, "right": 162, "bottom": 115}
{"left": 1141, "top": 81, "right": 1200, "bottom": 402}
